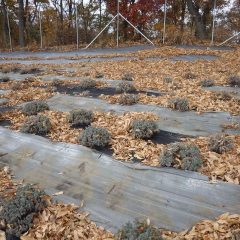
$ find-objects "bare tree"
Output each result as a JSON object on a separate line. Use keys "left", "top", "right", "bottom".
{"left": 18, "top": 0, "right": 25, "bottom": 46}
{"left": 1, "top": 0, "right": 8, "bottom": 46}
{"left": 186, "top": 0, "right": 206, "bottom": 39}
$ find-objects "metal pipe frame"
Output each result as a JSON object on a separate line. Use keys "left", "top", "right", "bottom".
{"left": 85, "top": 0, "right": 155, "bottom": 49}
{"left": 218, "top": 32, "right": 240, "bottom": 46}
{"left": 6, "top": 8, "right": 12, "bottom": 52}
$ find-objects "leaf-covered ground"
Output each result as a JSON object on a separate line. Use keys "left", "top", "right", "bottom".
{"left": 0, "top": 167, "right": 240, "bottom": 240}
{"left": 3, "top": 109, "right": 240, "bottom": 184}
{"left": 0, "top": 46, "right": 240, "bottom": 238}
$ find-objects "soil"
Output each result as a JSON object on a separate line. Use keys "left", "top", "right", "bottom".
{"left": 54, "top": 85, "right": 162, "bottom": 97}
{"left": 151, "top": 130, "right": 189, "bottom": 144}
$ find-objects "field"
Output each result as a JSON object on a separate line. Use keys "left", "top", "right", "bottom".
{"left": 0, "top": 45, "right": 240, "bottom": 239}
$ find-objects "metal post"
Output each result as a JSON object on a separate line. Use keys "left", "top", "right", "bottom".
{"left": 119, "top": 13, "right": 154, "bottom": 46}
{"left": 211, "top": 0, "right": 217, "bottom": 45}
{"left": 6, "top": 8, "right": 12, "bottom": 52}
{"left": 117, "top": 0, "right": 120, "bottom": 47}
{"left": 39, "top": 11, "right": 43, "bottom": 49}
{"left": 85, "top": 2, "right": 154, "bottom": 48}
{"left": 217, "top": 32, "right": 240, "bottom": 46}
{"left": 85, "top": 15, "right": 118, "bottom": 49}
{"left": 76, "top": 2, "right": 79, "bottom": 49}
{"left": 163, "top": 0, "right": 167, "bottom": 44}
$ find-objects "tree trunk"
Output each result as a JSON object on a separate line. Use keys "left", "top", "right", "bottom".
{"left": 180, "top": 0, "right": 186, "bottom": 32}
{"left": 18, "top": 0, "right": 25, "bottom": 47}
{"left": 1, "top": 0, "right": 8, "bottom": 46}
{"left": 99, "top": 0, "right": 102, "bottom": 30}
{"left": 186, "top": 0, "right": 206, "bottom": 39}
{"left": 68, "top": 0, "right": 72, "bottom": 28}
{"left": 60, "top": 0, "right": 63, "bottom": 25}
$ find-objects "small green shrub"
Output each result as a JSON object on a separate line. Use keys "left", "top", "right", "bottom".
{"left": 50, "top": 79, "right": 61, "bottom": 86}
{"left": 208, "top": 134, "right": 234, "bottom": 154}
{"left": 116, "top": 82, "right": 136, "bottom": 93}
{"left": 79, "top": 126, "right": 111, "bottom": 149}
{"left": 200, "top": 79, "right": 215, "bottom": 87}
{"left": 0, "top": 184, "right": 47, "bottom": 238}
{"left": 163, "top": 76, "right": 173, "bottom": 83}
{"left": 0, "top": 76, "right": 10, "bottom": 82}
{"left": 20, "top": 68, "right": 41, "bottom": 75}
{"left": 118, "top": 94, "right": 139, "bottom": 105}
{"left": 1, "top": 68, "right": 11, "bottom": 73}
{"left": 21, "top": 115, "right": 51, "bottom": 135}
{"left": 228, "top": 76, "right": 240, "bottom": 87}
{"left": 131, "top": 120, "right": 158, "bottom": 139}
{"left": 11, "top": 67, "right": 21, "bottom": 73}
{"left": 185, "top": 72, "right": 197, "bottom": 79}
{"left": 122, "top": 73, "right": 134, "bottom": 81}
{"left": 160, "top": 142, "right": 203, "bottom": 171}
{"left": 168, "top": 98, "right": 189, "bottom": 111}
{"left": 115, "top": 219, "right": 163, "bottom": 240}
{"left": 81, "top": 90, "right": 90, "bottom": 97}
{"left": 78, "top": 78, "right": 96, "bottom": 89}
{"left": 11, "top": 82, "right": 22, "bottom": 90}
{"left": 215, "top": 91, "right": 232, "bottom": 101}
{"left": 68, "top": 109, "right": 93, "bottom": 127}
{"left": 95, "top": 72, "right": 104, "bottom": 78}
{"left": 22, "top": 101, "right": 49, "bottom": 116}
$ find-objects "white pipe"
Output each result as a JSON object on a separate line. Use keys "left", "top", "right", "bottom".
{"left": 6, "top": 8, "right": 12, "bottom": 52}
{"left": 76, "top": 2, "right": 79, "bottom": 49}
{"left": 85, "top": 15, "right": 118, "bottom": 49}
{"left": 163, "top": 0, "right": 167, "bottom": 44}
{"left": 211, "top": 0, "right": 217, "bottom": 45}
{"left": 39, "top": 11, "right": 43, "bottom": 49}
{"left": 119, "top": 13, "right": 154, "bottom": 46}
{"left": 117, "top": 0, "right": 120, "bottom": 47}
{"left": 217, "top": 32, "right": 240, "bottom": 46}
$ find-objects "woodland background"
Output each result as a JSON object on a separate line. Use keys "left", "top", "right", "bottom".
{"left": 0, "top": 0, "right": 240, "bottom": 49}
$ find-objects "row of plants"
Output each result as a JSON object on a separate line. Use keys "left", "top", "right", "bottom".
{"left": 19, "top": 101, "right": 235, "bottom": 174}
{"left": 1, "top": 180, "right": 239, "bottom": 240}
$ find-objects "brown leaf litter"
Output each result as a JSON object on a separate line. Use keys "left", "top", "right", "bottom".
{"left": 22, "top": 203, "right": 114, "bottom": 240}
{"left": 2, "top": 109, "right": 240, "bottom": 184}
{"left": 162, "top": 212, "right": 240, "bottom": 240}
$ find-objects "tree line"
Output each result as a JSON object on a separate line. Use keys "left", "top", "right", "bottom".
{"left": 0, "top": 0, "right": 239, "bottom": 49}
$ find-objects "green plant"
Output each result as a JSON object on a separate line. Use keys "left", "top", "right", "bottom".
{"left": 1, "top": 68, "right": 11, "bottom": 73}
{"left": 131, "top": 120, "right": 158, "bottom": 139}
{"left": 160, "top": 142, "right": 203, "bottom": 171}
{"left": 81, "top": 90, "right": 90, "bottom": 97}
{"left": 118, "top": 94, "right": 139, "bottom": 105}
{"left": 22, "top": 101, "right": 49, "bottom": 116}
{"left": 0, "top": 184, "right": 47, "bottom": 238}
{"left": 11, "top": 82, "right": 22, "bottom": 90}
{"left": 168, "top": 98, "right": 189, "bottom": 111}
{"left": 21, "top": 115, "right": 51, "bottom": 135}
{"left": 20, "top": 68, "right": 41, "bottom": 75}
{"left": 115, "top": 219, "right": 163, "bottom": 240}
{"left": 208, "top": 134, "right": 234, "bottom": 154}
{"left": 0, "top": 76, "right": 10, "bottom": 82}
{"left": 200, "top": 79, "right": 215, "bottom": 87}
{"left": 79, "top": 126, "right": 111, "bottom": 149}
{"left": 78, "top": 78, "right": 96, "bottom": 89}
{"left": 95, "top": 72, "right": 104, "bottom": 78}
{"left": 228, "top": 76, "right": 240, "bottom": 87}
{"left": 122, "top": 73, "right": 134, "bottom": 81}
{"left": 50, "top": 79, "right": 61, "bottom": 86}
{"left": 185, "top": 72, "right": 197, "bottom": 79}
{"left": 116, "top": 82, "right": 136, "bottom": 93}
{"left": 215, "top": 91, "right": 232, "bottom": 101}
{"left": 11, "top": 67, "right": 21, "bottom": 73}
{"left": 163, "top": 76, "right": 173, "bottom": 83}
{"left": 68, "top": 109, "right": 93, "bottom": 127}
